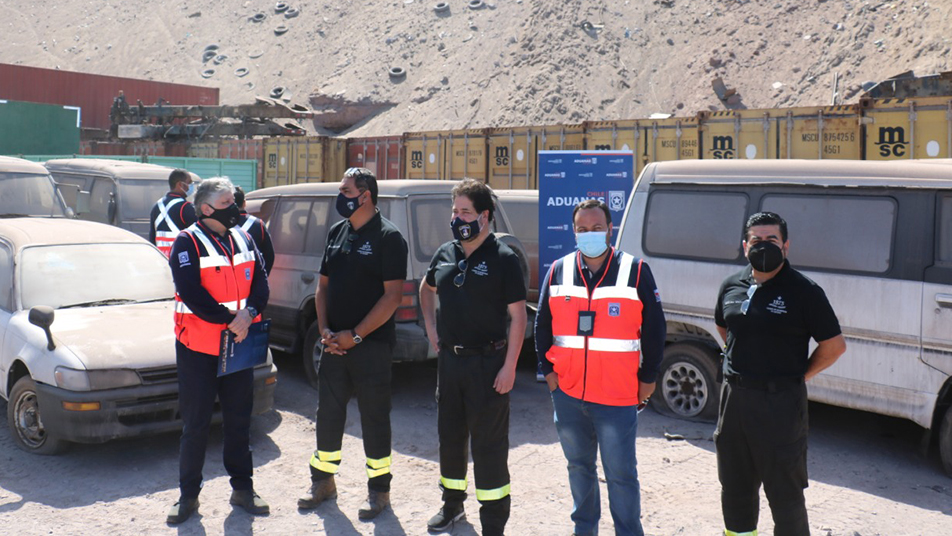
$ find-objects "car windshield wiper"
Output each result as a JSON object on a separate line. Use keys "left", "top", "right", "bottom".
{"left": 59, "top": 298, "right": 138, "bottom": 309}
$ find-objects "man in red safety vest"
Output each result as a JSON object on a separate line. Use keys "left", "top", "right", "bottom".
{"left": 150, "top": 168, "right": 197, "bottom": 257}
{"left": 166, "top": 177, "right": 270, "bottom": 525}
{"left": 534, "top": 199, "right": 666, "bottom": 536}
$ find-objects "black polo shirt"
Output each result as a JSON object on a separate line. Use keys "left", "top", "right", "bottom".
{"left": 715, "top": 260, "right": 841, "bottom": 379}
{"left": 425, "top": 234, "right": 526, "bottom": 347}
{"left": 320, "top": 211, "right": 408, "bottom": 344}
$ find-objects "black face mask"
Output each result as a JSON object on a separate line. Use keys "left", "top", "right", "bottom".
{"left": 336, "top": 192, "right": 362, "bottom": 219}
{"left": 204, "top": 202, "right": 240, "bottom": 229}
{"left": 747, "top": 241, "right": 784, "bottom": 272}
{"left": 451, "top": 215, "right": 481, "bottom": 242}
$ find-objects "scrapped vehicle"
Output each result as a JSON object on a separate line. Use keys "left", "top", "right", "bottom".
{"left": 493, "top": 189, "right": 540, "bottom": 305}
{"left": 616, "top": 159, "right": 952, "bottom": 476}
{"left": 44, "top": 158, "right": 200, "bottom": 240}
{"left": 245, "top": 180, "right": 533, "bottom": 388}
{"left": 0, "top": 156, "right": 70, "bottom": 218}
{"left": 0, "top": 218, "right": 277, "bottom": 454}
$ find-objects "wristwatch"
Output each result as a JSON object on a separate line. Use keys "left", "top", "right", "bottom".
{"left": 246, "top": 306, "right": 258, "bottom": 318}
{"left": 351, "top": 330, "right": 363, "bottom": 344}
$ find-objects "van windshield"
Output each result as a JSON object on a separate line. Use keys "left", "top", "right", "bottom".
{"left": 117, "top": 179, "right": 170, "bottom": 221}
{"left": 0, "top": 173, "right": 68, "bottom": 217}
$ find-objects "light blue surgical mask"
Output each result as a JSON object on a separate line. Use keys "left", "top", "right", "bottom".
{"left": 576, "top": 231, "right": 609, "bottom": 258}
{"left": 186, "top": 182, "right": 196, "bottom": 197}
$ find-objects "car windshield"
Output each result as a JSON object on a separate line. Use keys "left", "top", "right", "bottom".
{"left": 117, "top": 179, "right": 170, "bottom": 221}
{"left": 0, "top": 173, "right": 68, "bottom": 217}
{"left": 20, "top": 243, "right": 174, "bottom": 310}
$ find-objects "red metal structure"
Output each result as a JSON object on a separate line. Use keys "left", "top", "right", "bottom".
{"left": 0, "top": 63, "right": 219, "bottom": 131}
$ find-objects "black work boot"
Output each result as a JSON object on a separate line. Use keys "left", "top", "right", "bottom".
{"left": 297, "top": 477, "right": 337, "bottom": 510}
{"left": 427, "top": 503, "right": 465, "bottom": 532}
{"left": 166, "top": 497, "right": 199, "bottom": 525}
{"left": 229, "top": 489, "right": 270, "bottom": 515}
{"left": 357, "top": 490, "right": 390, "bottom": 520}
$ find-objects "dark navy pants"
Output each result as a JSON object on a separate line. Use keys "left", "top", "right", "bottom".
{"left": 176, "top": 340, "right": 254, "bottom": 500}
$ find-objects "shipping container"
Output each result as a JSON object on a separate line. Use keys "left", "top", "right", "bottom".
{"left": 147, "top": 156, "right": 258, "bottom": 193}
{"left": 347, "top": 136, "right": 403, "bottom": 180}
{"left": 0, "top": 63, "right": 219, "bottom": 131}
{"left": 698, "top": 110, "right": 782, "bottom": 160}
{"left": 778, "top": 105, "right": 862, "bottom": 160}
{"left": 537, "top": 124, "right": 586, "bottom": 152}
{"left": 0, "top": 100, "right": 80, "bottom": 155}
{"left": 80, "top": 140, "right": 133, "bottom": 156}
{"left": 585, "top": 120, "right": 643, "bottom": 177}
{"left": 404, "top": 131, "right": 446, "bottom": 180}
{"left": 188, "top": 142, "right": 220, "bottom": 159}
{"left": 263, "top": 136, "right": 346, "bottom": 188}
{"left": 643, "top": 117, "right": 700, "bottom": 172}
{"left": 861, "top": 97, "right": 952, "bottom": 160}
{"left": 442, "top": 129, "right": 489, "bottom": 182}
{"left": 219, "top": 139, "right": 266, "bottom": 188}
{"left": 487, "top": 127, "right": 538, "bottom": 190}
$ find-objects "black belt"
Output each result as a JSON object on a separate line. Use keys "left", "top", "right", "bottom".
{"left": 725, "top": 374, "right": 803, "bottom": 392}
{"left": 442, "top": 340, "right": 507, "bottom": 356}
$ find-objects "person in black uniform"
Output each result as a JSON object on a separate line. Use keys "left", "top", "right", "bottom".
{"left": 297, "top": 168, "right": 408, "bottom": 520}
{"left": 419, "top": 178, "right": 527, "bottom": 536}
{"left": 714, "top": 211, "right": 846, "bottom": 536}
{"left": 150, "top": 169, "right": 197, "bottom": 257}
{"left": 234, "top": 186, "right": 275, "bottom": 275}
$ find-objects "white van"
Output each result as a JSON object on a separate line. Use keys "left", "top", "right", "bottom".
{"left": 616, "top": 159, "right": 952, "bottom": 475}
{"left": 0, "top": 156, "right": 70, "bottom": 218}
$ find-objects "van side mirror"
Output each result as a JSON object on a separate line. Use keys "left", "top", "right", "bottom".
{"left": 28, "top": 305, "right": 56, "bottom": 351}
{"left": 76, "top": 191, "right": 91, "bottom": 215}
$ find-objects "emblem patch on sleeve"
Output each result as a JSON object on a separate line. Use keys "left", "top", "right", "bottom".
{"left": 178, "top": 251, "right": 190, "bottom": 266}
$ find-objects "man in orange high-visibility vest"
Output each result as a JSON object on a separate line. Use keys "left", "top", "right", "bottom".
{"left": 150, "top": 168, "right": 197, "bottom": 257}
{"left": 535, "top": 199, "right": 666, "bottom": 536}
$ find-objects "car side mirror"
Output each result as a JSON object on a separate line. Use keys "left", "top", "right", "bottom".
{"left": 28, "top": 306, "right": 56, "bottom": 351}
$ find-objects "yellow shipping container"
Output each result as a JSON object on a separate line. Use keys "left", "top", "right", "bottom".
{"left": 404, "top": 131, "right": 445, "bottom": 180}
{"left": 442, "top": 129, "right": 489, "bottom": 182}
{"left": 188, "top": 142, "right": 220, "bottom": 159}
{"left": 537, "top": 124, "right": 586, "bottom": 152}
{"left": 488, "top": 127, "right": 538, "bottom": 190}
{"left": 699, "top": 110, "right": 783, "bottom": 160}
{"left": 645, "top": 117, "right": 700, "bottom": 167}
{"left": 584, "top": 120, "right": 642, "bottom": 177}
{"left": 861, "top": 97, "right": 952, "bottom": 160}
{"left": 778, "top": 105, "right": 862, "bottom": 160}
{"left": 263, "top": 136, "right": 346, "bottom": 188}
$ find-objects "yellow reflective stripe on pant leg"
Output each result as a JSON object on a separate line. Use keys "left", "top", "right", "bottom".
{"left": 440, "top": 476, "right": 468, "bottom": 491}
{"left": 475, "top": 483, "right": 511, "bottom": 501}
{"left": 309, "top": 450, "right": 342, "bottom": 474}
{"left": 724, "top": 530, "right": 757, "bottom": 536}
{"left": 365, "top": 455, "right": 392, "bottom": 479}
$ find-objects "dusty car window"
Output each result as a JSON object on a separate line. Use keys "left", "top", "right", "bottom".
{"left": 0, "top": 173, "right": 68, "bottom": 217}
{"left": 118, "top": 180, "right": 169, "bottom": 222}
{"left": 20, "top": 243, "right": 173, "bottom": 310}
{"left": 644, "top": 190, "right": 748, "bottom": 261}
{"left": 410, "top": 197, "right": 453, "bottom": 263}
{"left": 939, "top": 195, "right": 952, "bottom": 264}
{"left": 89, "top": 179, "right": 115, "bottom": 224}
{"left": 0, "top": 244, "right": 12, "bottom": 311}
{"left": 270, "top": 199, "right": 311, "bottom": 255}
{"left": 304, "top": 200, "right": 334, "bottom": 255}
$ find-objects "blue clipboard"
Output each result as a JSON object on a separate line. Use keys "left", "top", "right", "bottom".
{"left": 218, "top": 320, "right": 270, "bottom": 376}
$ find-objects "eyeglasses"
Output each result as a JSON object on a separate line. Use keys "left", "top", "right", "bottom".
{"left": 453, "top": 259, "right": 468, "bottom": 287}
{"left": 740, "top": 284, "right": 759, "bottom": 315}
{"left": 341, "top": 232, "right": 359, "bottom": 254}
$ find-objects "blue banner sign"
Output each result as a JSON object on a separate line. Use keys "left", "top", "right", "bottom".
{"left": 537, "top": 150, "right": 634, "bottom": 285}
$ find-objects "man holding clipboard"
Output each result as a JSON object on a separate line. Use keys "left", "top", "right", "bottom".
{"left": 167, "top": 177, "right": 271, "bottom": 524}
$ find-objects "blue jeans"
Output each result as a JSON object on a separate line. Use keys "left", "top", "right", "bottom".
{"left": 552, "top": 388, "right": 643, "bottom": 536}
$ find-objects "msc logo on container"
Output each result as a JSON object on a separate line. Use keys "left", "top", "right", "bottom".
{"left": 410, "top": 150, "right": 423, "bottom": 169}
{"left": 495, "top": 146, "right": 510, "bottom": 166}
{"left": 709, "top": 136, "right": 735, "bottom": 159}
{"left": 874, "top": 127, "right": 909, "bottom": 158}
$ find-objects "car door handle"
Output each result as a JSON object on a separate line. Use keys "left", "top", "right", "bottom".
{"left": 936, "top": 294, "right": 952, "bottom": 308}
{"left": 301, "top": 272, "right": 315, "bottom": 284}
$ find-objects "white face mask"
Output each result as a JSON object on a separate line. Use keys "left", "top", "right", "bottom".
{"left": 186, "top": 182, "right": 196, "bottom": 197}
{"left": 576, "top": 231, "right": 609, "bottom": 258}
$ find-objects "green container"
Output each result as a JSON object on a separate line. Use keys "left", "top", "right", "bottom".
{"left": 0, "top": 100, "right": 81, "bottom": 155}
{"left": 146, "top": 156, "right": 257, "bottom": 193}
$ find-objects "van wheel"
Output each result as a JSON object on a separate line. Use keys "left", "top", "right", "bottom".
{"left": 940, "top": 406, "right": 952, "bottom": 477}
{"left": 302, "top": 322, "right": 322, "bottom": 392}
{"left": 652, "top": 343, "right": 719, "bottom": 421}
{"left": 7, "top": 376, "right": 69, "bottom": 455}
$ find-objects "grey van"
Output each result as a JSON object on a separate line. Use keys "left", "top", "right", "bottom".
{"left": 616, "top": 159, "right": 952, "bottom": 475}
{"left": 0, "top": 156, "right": 70, "bottom": 218}
{"left": 45, "top": 159, "right": 199, "bottom": 240}
{"left": 245, "top": 180, "right": 533, "bottom": 389}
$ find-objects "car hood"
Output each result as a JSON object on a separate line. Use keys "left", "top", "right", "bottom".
{"left": 51, "top": 301, "right": 176, "bottom": 370}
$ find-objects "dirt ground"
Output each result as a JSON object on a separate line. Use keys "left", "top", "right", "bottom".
{"left": 1, "top": 350, "right": 951, "bottom": 536}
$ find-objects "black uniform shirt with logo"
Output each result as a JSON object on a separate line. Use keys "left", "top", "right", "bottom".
{"left": 320, "top": 211, "right": 408, "bottom": 345}
{"left": 715, "top": 260, "right": 841, "bottom": 379}
{"left": 426, "top": 234, "right": 526, "bottom": 347}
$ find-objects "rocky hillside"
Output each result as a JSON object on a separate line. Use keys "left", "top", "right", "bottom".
{"left": 1, "top": 0, "right": 949, "bottom": 136}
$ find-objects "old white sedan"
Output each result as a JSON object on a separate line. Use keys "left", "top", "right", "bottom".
{"left": 0, "top": 218, "right": 277, "bottom": 454}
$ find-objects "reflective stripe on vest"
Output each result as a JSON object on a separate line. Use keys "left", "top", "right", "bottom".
{"left": 154, "top": 197, "right": 185, "bottom": 256}
{"left": 547, "top": 250, "right": 644, "bottom": 406}
{"left": 174, "top": 224, "right": 258, "bottom": 355}
{"left": 240, "top": 214, "right": 258, "bottom": 233}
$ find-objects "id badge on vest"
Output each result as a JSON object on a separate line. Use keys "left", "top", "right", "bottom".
{"left": 577, "top": 311, "right": 595, "bottom": 336}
